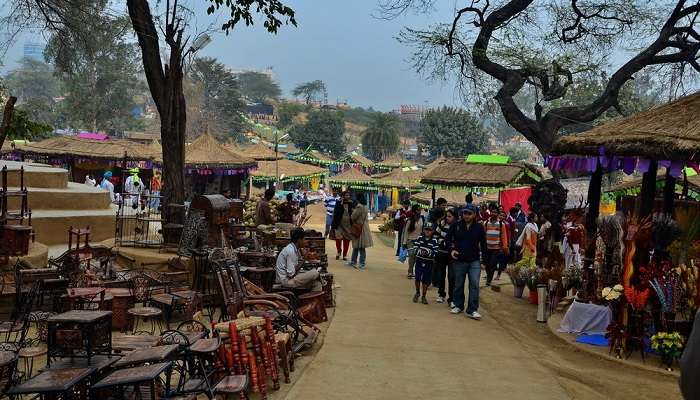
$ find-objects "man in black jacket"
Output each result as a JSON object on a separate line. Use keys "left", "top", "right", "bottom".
{"left": 446, "top": 204, "right": 487, "bottom": 320}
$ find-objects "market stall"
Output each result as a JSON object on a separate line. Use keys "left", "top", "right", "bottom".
{"left": 289, "top": 148, "right": 334, "bottom": 167}
{"left": 327, "top": 167, "right": 383, "bottom": 211}
{"left": 228, "top": 142, "right": 283, "bottom": 161}
{"left": 410, "top": 189, "right": 497, "bottom": 210}
{"left": 251, "top": 159, "right": 327, "bottom": 191}
{"left": 182, "top": 132, "right": 257, "bottom": 199}
{"left": 373, "top": 166, "right": 425, "bottom": 208}
{"left": 330, "top": 151, "right": 374, "bottom": 174}
{"left": 374, "top": 154, "right": 416, "bottom": 172}
{"left": 549, "top": 90, "right": 700, "bottom": 368}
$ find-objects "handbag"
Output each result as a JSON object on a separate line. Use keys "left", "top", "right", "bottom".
{"left": 398, "top": 247, "right": 409, "bottom": 263}
{"left": 351, "top": 223, "right": 363, "bottom": 238}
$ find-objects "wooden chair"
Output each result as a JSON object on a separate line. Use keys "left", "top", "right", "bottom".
{"left": 128, "top": 273, "right": 164, "bottom": 335}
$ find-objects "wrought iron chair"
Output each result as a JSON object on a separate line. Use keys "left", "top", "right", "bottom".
{"left": 127, "top": 273, "right": 164, "bottom": 335}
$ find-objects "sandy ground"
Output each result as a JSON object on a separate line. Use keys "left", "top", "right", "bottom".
{"left": 277, "top": 226, "right": 683, "bottom": 400}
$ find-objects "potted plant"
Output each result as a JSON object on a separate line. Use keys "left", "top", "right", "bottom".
{"left": 507, "top": 264, "right": 526, "bottom": 298}
{"left": 522, "top": 266, "right": 540, "bottom": 304}
{"left": 650, "top": 331, "right": 685, "bottom": 371}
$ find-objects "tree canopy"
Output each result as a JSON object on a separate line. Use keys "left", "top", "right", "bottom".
{"left": 384, "top": 0, "right": 700, "bottom": 156}
{"left": 188, "top": 57, "right": 248, "bottom": 141}
{"left": 292, "top": 80, "right": 326, "bottom": 104}
{"left": 276, "top": 102, "right": 306, "bottom": 129}
{"left": 4, "top": 58, "right": 64, "bottom": 130}
{"left": 361, "top": 112, "right": 401, "bottom": 161}
{"left": 289, "top": 109, "right": 346, "bottom": 157}
{"left": 236, "top": 71, "right": 282, "bottom": 103}
{"left": 418, "top": 106, "right": 488, "bottom": 158}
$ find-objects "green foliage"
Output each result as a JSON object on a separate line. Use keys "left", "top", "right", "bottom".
{"left": 419, "top": 106, "right": 488, "bottom": 157}
{"left": 291, "top": 80, "right": 326, "bottom": 104}
{"left": 341, "top": 107, "right": 379, "bottom": 127}
{"left": 289, "top": 110, "right": 345, "bottom": 157}
{"left": 9, "top": 109, "right": 53, "bottom": 140}
{"left": 189, "top": 57, "right": 248, "bottom": 141}
{"left": 276, "top": 102, "right": 306, "bottom": 129}
{"left": 44, "top": 2, "right": 144, "bottom": 133}
{"left": 4, "top": 58, "right": 65, "bottom": 128}
{"left": 205, "top": 0, "right": 296, "bottom": 34}
{"left": 361, "top": 113, "right": 401, "bottom": 161}
{"left": 503, "top": 145, "right": 531, "bottom": 162}
{"left": 236, "top": 71, "right": 281, "bottom": 103}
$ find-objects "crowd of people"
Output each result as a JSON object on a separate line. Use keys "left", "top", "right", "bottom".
{"left": 394, "top": 194, "right": 574, "bottom": 321}
{"left": 323, "top": 189, "right": 374, "bottom": 269}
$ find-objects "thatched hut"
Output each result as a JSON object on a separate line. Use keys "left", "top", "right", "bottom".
{"left": 228, "top": 142, "right": 282, "bottom": 161}
{"left": 183, "top": 133, "right": 257, "bottom": 198}
{"left": 411, "top": 189, "right": 497, "bottom": 210}
{"left": 420, "top": 158, "right": 542, "bottom": 190}
{"left": 375, "top": 154, "right": 416, "bottom": 171}
{"left": 4, "top": 135, "right": 158, "bottom": 184}
{"left": 251, "top": 159, "right": 327, "bottom": 190}
{"left": 290, "top": 148, "right": 334, "bottom": 166}
{"left": 371, "top": 166, "right": 425, "bottom": 208}
{"left": 332, "top": 151, "right": 374, "bottom": 174}
{"left": 328, "top": 167, "right": 382, "bottom": 211}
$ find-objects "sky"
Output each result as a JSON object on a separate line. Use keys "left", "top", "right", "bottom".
{"left": 1, "top": 0, "right": 463, "bottom": 111}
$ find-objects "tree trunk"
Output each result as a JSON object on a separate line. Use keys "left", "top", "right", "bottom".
{"left": 0, "top": 96, "right": 17, "bottom": 152}
{"left": 639, "top": 161, "right": 658, "bottom": 219}
{"left": 583, "top": 163, "right": 602, "bottom": 299}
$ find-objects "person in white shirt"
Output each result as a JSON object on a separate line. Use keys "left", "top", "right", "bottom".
{"left": 275, "top": 228, "right": 323, "bottom": 291}
{"left": 84, "top": 175, "right": 96, "bottom": 187}
{"left": 124, "top": 167, "right": 143, "bottom": 208}
{"left": 99, "top": 171, "right": 117, "bottom": 203}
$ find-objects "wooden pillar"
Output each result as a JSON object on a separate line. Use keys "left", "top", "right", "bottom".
{"left": 662, "top": 169, "right": 676, "bottom": 216}
{"left": 583, "top": 163, "right": 603, "bottom": 299}
{"left": 431, "top": 188, "right": 436, "bottom": 207}
{"left": 639, "top": 160, "right": 658, "bottom": 219}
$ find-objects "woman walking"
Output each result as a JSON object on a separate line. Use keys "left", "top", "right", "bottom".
{"left": 439, "top": 208, "right": 457, "bottom": 305}
{"left": 331, "top": 191, "right": 354, "bottom": 261}
{"left": 349, "top": 196, "right": 373, "bottom": 269}
{"left": 401, "top": 204, "right": 424, "bottom": 279}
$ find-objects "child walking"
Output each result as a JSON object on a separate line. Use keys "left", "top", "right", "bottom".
{"left": 412, "top": 222, "right": 440, "bottom": 304}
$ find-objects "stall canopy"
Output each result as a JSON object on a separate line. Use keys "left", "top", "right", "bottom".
{"left": 183, "top": 132, "right": 257, "bottom": 174}
{"left": 605, "top": 169, "right": 700, "bottom": 199}
{"left": 375, "top": 154, "right": 416, "bottom": 170}
{"left": 290, "top": 148, "right": 334, "bottom": 166}
{"left": 333, "top": 151, "right": 374, "bottom": 168}
{"left": 374, "top": 166, "right": 425, "bottom": 191}
{"left": 251, "top": 159, "right": 327, "bottom": 183}
{"left": 229, "top": 142, "right": 282, "bottom": 161}
{"left": 553, "top": 91, "right": 700, "bottom": 162}
{"left": 411, "top": 189, "right": 497, "bottom": 209}
{"left": 328, "top": 167, "right": 376, "bottom": 190}
{"left": 420, "top": 157, "right": 543, "bottom": 191}
{"left": 6, "top": 135, "right": 158, "bottom": 166}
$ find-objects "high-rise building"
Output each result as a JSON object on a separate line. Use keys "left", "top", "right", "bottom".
{"left": 23, "top": 42, "right": 45, "bottom": 61}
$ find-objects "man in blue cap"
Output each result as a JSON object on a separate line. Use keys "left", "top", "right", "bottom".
{"left": 445, "top": 203, "right": 487, "bottom": 320}
{"left": 100, "top": 171, "right": 116, "bottom": 203}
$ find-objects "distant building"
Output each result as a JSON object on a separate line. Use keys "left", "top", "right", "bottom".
{"left": 23, "top": 42, "right": 45, "bottom": 61}
{"left": 231, "top": 67, "right": 275, "bottom": 79}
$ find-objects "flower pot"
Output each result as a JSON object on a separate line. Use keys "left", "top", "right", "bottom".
{"left": 513, "top": 285, "right": 525, "bottom": 298}
{"left": 528, "top": 289, "right": 538, "bottom": 305}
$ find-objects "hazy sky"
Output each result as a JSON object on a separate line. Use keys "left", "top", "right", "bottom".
{"left": 2, "top": 0, "right": 462, "bottom": 111}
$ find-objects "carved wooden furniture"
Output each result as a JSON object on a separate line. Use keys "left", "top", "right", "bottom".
{"left": 113, "top": 344, "right": 179, "bottom": 369}
{"left": 46, "top": 310, "right": 112, "bottom": 366}
{"left": 296, "top": 292, "right": 328, "bottom": 324}
{"left": 105, "top": 287, "right": 134, "bottom": 332}
{"left": 0, "top": 350, "right": 18, "bottom": 397}
{"left": 241, "top": 267, "right": 275, "bottom": 293}
{"left": 127, "top": 273, "right": 164, "bottom": 335}
{"left": 190, "top": 195, "right": 243, "bottom": 247}
{"left": 7, "top": 366, "right": 95, "bottom": 399}
{"left": 320, "top": 272, "right": 335, "bottom": 308}
{"left": 0, "top": 165, "right": 33, "bottom": 261}
{"left": 92, "top": 362, "right": 173, "bottom": 400}
{"left": 162, "top": 203, "right": 186, "bottom": 250}
{"left": 182, "top": 336, "right": 221, "bottom": 398}
{"left": 111, "top": 335, "right": 161, "bottom": 353}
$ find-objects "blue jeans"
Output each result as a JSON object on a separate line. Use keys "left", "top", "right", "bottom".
{"left": 350, "top": 248, "right": 366, "bottom": 268}
{"left": 324, "top": 214, "right": 333, "bottom": 237}
{"left": 452, "top": 260, "right": 481, "bottom": 313}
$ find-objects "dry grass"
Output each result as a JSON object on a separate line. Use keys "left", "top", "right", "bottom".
{"left": 185, "top": 133, "right": 256, "bottom": 168}
{"left": 421, "top": 158, "right": 540, "bottom": 187}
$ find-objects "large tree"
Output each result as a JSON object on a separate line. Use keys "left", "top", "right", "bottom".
{"left": 6, "top": 0, "right": 296, "bottom": 204}
{"left": 188, "top": 57, "right": 247, "bottom": 141}
{"left": 45, "top": 2, "right": 144, "bottom": 134}
{"left": 236, "top": 71, "right": 282, "bottom": 103}
{"left": 418, "top": 106, "right": 488, "bottom": 157}
{"left": 4, "top": 58, "right": 64, "bottom": 128}
{"left": 289, "top": 109, "right": 346, "bottom": 157}
{"left": 383, "top": 0, "right": 700, "bottom": 156}
{"left": 275, "top": 101, "right": 306, "bottom": 129}
{"left": 291, "top": 80, "right": 326, "bottom": 104}
{"left": 361, "top": 112, "right": 401, "bottom": 161}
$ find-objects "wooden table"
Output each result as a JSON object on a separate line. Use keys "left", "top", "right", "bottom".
{"left": 106, "top": 288, "right": 134, "bottom": 332}
{"left": 8, "top": 366, "right": 95, "bottom": 398}
{"left": 112, "top": 335, "right": 161, "bottom": 352}
{"left": 92, "top": 362, "right": 173, "bottom": 399}
{"left": 113, "top": 344, "right": 178, "bottom": 368}
{"left": 47, "top": 310, "right": 112, "bottom": 366}
{"left": 46, "top": 355, "right": 119, "bottom": 372}
{"left": 0, "top": 351, "right": 17, "bottom": 367}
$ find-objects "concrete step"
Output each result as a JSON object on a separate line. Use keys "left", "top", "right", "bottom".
{"left": 7, "top": 182, "right": 111, "bottom": 210}
{"left": 30, "top": 206, "right": 117, "bottom": 245}
{"left": 1, "top": 161, "right": 68, "bottom": 189}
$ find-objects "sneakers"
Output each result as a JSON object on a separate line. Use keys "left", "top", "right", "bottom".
{"left": 407, "top": 274, "right": 414, "bottom": 279}
{"left": 436, "top": 296, "right": 445, "bottom": 304}
{"left": 449, "top": 302, "right": 455, "bottom": 308}
{"left": 412, "top": 293, "right": 420, "bottom": 303}
{"left": 421, "top": 296, "right": 428, "bottom": 305}
{"left": 450, "top": 306, "right": 462, "bottom": 314}
{"left": 335, "top": 254, "right": 340, "bottom": 260}
{"left": 466, "top": 311, "right": 482, "bottom": 320}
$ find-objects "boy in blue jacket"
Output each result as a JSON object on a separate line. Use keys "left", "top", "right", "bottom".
{"left": 412, "top": 222, "right": 440, "bottom": 304}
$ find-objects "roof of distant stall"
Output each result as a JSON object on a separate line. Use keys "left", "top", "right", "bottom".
{"left": 373, "top": 166, "right": 425, "bottom": 190}
{"left": 553, "top": 90, "right": 700, "bottom": 161}
{"left": 328, "top": 167, "right": 376, "bottom": 188}
{"left": 420, "top": 157, "right": 543, "bottom": 188}
{"left": 251, "top": 159, "right": 327, "bottom": 182}
{"left": 4, "top": 135, "right": 158, "bottom": 161}
{"left": 375, "top": 154, "right": 416, "bottom": 169}
{"left": 333, "top": 151, "right": 374, "bottom": 167}
{"left": 184, "top": 132, "right": 256, "bottom": 168}
{"left": 410, "top": 189, "right": 497, "bottom": 208}
{"left": 228, "top": 142, "right": 282, "bottom": 161}
{"left": 605, "top": 168, "right": 700, "bottom": 194}
{"left": 290, "top": 148, "right": 334, "bottom": 165}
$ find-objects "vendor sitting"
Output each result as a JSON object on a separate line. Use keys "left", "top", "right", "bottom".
{"left": 276, "top": 228, "right": 323, "bottom": 292}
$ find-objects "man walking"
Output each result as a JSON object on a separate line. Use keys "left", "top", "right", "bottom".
{"left": 394, "top": 200, "right": 411, "bottom": 256}
{"left": 446, "top": 204, "right": 487, "bottom": 320}
{"left": 324, "top": 189, "right": 339, "bottom": 238}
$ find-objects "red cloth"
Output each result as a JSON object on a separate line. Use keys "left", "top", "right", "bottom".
{"left": 499, "top": 187, "right": 532, "bottom": 213}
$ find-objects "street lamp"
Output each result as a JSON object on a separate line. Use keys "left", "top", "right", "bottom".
{"left": 275, "top": 131, "right": 290, "bottom": 189}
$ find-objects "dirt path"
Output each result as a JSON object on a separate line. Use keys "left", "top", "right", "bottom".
{"left": 281, "top": 229, "right": 682, "bottom": 400}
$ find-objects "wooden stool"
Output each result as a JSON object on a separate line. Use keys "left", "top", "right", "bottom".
{"left": 297, "top": 291, "right": 327, "bottom": 324}
{"left": 320, "top": 273, "right": 334, "bottom": 308}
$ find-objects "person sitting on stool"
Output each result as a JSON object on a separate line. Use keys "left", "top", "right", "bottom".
{"left": 276, "top": 228, "right": 323, "bottom": 291}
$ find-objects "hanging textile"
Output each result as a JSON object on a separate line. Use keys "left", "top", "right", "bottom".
{"left": 310, "top": 176, "right": 320, "bottom": 191}
{"left": 499, "top": 186, "right": 532, "bottom": 212}
{"left": 391, "top": 187, "right": 399, "bottom": 208}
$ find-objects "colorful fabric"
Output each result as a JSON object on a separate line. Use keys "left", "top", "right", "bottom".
{"left": 485, "top": 221, "right": 507, "bottom": 250}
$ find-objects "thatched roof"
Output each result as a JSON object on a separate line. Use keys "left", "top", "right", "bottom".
{"left": 421, "top": 158, "right": 542, "bottom": 188}
{"left": 229, "top": 142, "right": 282, "bottom": 161}
{"left": 328, "top": 168, "right": 375, "bottom": 188}
{"left": 251, "top": 159, "right": 327, "bottom": 182}
{"left": 374, "top": 167, "right": 425, "bottom": 190}
{"left": 605, "top": 170, "right": 700, "bottom": 194}
{"left": 375, "top": 154, "right": 415, "bottom": 169}
{"left": 410, "top": 190, "right": 497, "bottom": 208}
{"left": 553, "top": 91, "right": 700, "bottom": 160}
{"left": 185, "top": 133, "right": 256, "bottom": 168}
{"left": 291, "top": 148, "right": 334, "bottom": 164}
{"left": 5, "top": 135, "right": 157, "bottom": 161}
{"left": 422, "top": 155, "right": 447, "bottom": 174}
{"left": 335, "top": 151, "right": 374, "bottom": 167}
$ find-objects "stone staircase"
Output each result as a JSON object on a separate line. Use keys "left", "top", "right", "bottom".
{"left": 3, "top": 161, "right": 117, "bottom": 245}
